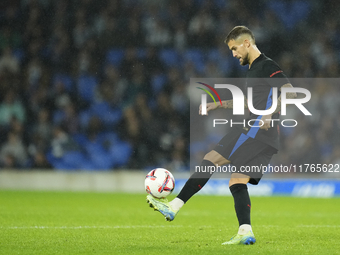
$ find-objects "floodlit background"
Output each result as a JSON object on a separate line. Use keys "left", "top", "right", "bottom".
{"left": 1, "top": 2, "right": 340, "bottom": 255}
{"left": 0, "top": 0, "right": 339, "bottom": 192}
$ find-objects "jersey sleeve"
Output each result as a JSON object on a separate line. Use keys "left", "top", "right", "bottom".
{"left": 263, "top": 60, "right": 290, "bottom": 88}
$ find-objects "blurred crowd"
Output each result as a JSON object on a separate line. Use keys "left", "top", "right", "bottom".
{"left": 0, "top": 0, "right": 339, "bottom": 171}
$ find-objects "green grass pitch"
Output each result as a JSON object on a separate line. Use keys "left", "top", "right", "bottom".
{"left": 0, "top": 191, "right": 339, "bottom": 255}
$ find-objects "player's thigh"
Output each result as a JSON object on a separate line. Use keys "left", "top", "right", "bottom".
{"left": 203, "top": 150, "right": 231, "bottom": 166}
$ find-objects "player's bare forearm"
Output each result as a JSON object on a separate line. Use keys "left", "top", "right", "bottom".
{"left": 222, "top": 98, "right": 248, "bottom": 109}
{"left": 199, "top": 98, "right": 247, "bottom": 115}
{"left": 221, "top": 99, "right": 233, "bottom": 109}
{"left": 272, "top": 83, "right": 297, "bottom": 114}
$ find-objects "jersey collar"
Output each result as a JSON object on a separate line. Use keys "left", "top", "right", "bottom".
{"left": 249, "top": 53, "right": 265, "bottom": 69}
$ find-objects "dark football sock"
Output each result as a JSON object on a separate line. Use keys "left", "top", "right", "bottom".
{"left": 177, "top": 160, "right": 214, "bottom": 203}
{"left": 229, "top": 183, "right": 251, "bottom": 226}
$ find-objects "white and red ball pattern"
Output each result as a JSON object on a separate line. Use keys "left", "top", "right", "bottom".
{"left": 145, "top": 168, "right": 175, "bottom": 198}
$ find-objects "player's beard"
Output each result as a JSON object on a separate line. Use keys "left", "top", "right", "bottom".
{"left": 240, "top": 53, "right": 249, "bottom": 66}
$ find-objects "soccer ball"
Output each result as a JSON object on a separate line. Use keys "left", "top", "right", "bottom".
{"left": 145, "top": 168, "right": 175, "bottom": 198}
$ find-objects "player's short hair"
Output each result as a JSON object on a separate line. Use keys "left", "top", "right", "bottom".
{"left": 224, "top": 26, "right": 255, "bottom": 44}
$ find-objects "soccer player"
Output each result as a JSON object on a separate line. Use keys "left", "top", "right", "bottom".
{"left": 146, "top": 26, "right": 296, "bottom": 245}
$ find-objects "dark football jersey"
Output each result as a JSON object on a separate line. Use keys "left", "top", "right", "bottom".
{"left": 244, "top": 53, "right": 290, "bottom": 150}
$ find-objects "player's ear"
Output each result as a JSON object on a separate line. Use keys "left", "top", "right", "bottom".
{"left": 244, "top": 39, "right": 251, "bottom": 48}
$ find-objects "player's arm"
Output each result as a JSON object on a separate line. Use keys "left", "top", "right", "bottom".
{"left": 223, "top": 97, "right": 248, "bottom": 109}
{"left": 260, "top": 61, "right": 297, "bottom": 130}
{"left": 260, "top": 83, "right": 297, "bottom": 130}
{"left": 199, "top": 98, "right": 247, "bottom": 115}
{"left": 271, "top": 83, "right": 297, "bottom": 114}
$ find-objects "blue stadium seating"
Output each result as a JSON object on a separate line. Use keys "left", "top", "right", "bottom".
{"left": 214, "top": 0, "right": 227, "bottom": 8}
{"left": 53, "top": 110, "right": 64, "bottom": 124}
{"left": 109, "top": 140, "right": 132, "bottom": 167}
{"left": 101, "top": 109, "right": 122, "bottom": 127}
{"left": 159, "top": 48, "right": 180, "bottom": 67}
{"left": 90, "top": 102, "right": 111, "bottom": 115}
{"left": 183, "top": 49, "right": 205, "bottom": 73}
{"left": 79, "top": 161, "right": 98, "bottom": 171}
{"left": 53, "top": 73, "right": 74, "bottom": 92}
{"left": 77, "top": 75, "right": 98, "bottom": 102}
{"left": 151, "top": 74, "right": 167, "bottom": 95}
{"left": 12, "top": 48, "right": 24, "bottom": 63}
{"left": 267, "top": 0, "right": 310, "bottom": 30}
{"left": 46, "top": 150, "right": 87, "bottom": 170}
{"left": 89, "top": 102, "right": 122, "bottom": 127}
{"left": 137, "top": 48, "right": 147, "bottom": 59}
{"left": 207, "top": 48, "right": 220, "bottom": 62}
{"left": 106, "top": 48, "right": 125, "bottom": 66}
{"left": 84, "top": 139, "right": 114, "bottom": 169}
{"left": 72, "top": 133, "right": 88, "bottom": 147}
{"left": 84, "top": 139, "right": 106, "bottom": 155}
{"left": 207, "top": 48, "right": 232, "bottom": 73}
{"left": 79, "top": 110, "right": 92, "bottom": 129}
{"left": 88, "top": 151, "right": 113, "bottom": 170}
{"left": 61, "top": 151, "right": 87, "bottom": 169}
{"left": 99, "top": 132, "right": 119, "bottom": 146}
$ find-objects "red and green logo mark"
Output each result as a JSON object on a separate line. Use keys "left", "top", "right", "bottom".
{"left": 196, "top": 82, "right": 222, "bottom": 106}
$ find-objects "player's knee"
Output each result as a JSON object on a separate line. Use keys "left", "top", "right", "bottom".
{"left": 203, "top": 151, "right": 215, "bottom": 164}
{"left": 203, "top": 153, "right": 212, "bottom": 161}
{"left": 229, "top": 178, "right": 246, "bottom": 187}
{"left": 203, "top": 150, "right": 230, "bottom": 166}
{"left": 229, "top": 174, "right": 250, "bottom": 187}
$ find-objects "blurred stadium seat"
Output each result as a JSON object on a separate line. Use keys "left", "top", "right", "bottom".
{"left": 159, "top": 48, "right": 181, "bottom": 67}
{"left": 106, "top": 48, "right": 125, "bottom": 66}
{"left": 53, "top": 73, "right": 74, "bottom": 92}
{"left": 151, "top": 74, "right": 167, "bottom": 95}
{"left": 183, "top": 49, "right": 205, "bottom": 73}
{"left": 77, "top": 75, "right": 98, "bottom": 103}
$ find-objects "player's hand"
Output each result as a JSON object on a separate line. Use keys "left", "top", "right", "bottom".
{"left": 260, "top": 114, "right": 272, "bottom": 131}
{"left": 199, "top": 102, "right": 219, "bottom": 115}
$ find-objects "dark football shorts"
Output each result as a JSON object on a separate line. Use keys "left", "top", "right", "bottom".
{"left": 213, "top": 128, "right": 277, "bottom": 185}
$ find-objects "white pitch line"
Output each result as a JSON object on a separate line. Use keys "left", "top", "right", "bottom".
{"left": 259, "top": 225, "right": 340, "bottom": 228}
{"left": 0, "top": 225, "right": 184, "bottom": 230}
{"left": 1, "top": 225, "right": 338, "bottom": 230}
{"left": 297, "top": 225, "right": 340, "bottom": 228}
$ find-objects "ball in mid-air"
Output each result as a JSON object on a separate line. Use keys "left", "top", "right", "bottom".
{"left": 145, "top": 168, "right": 175, "bottom": 198}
